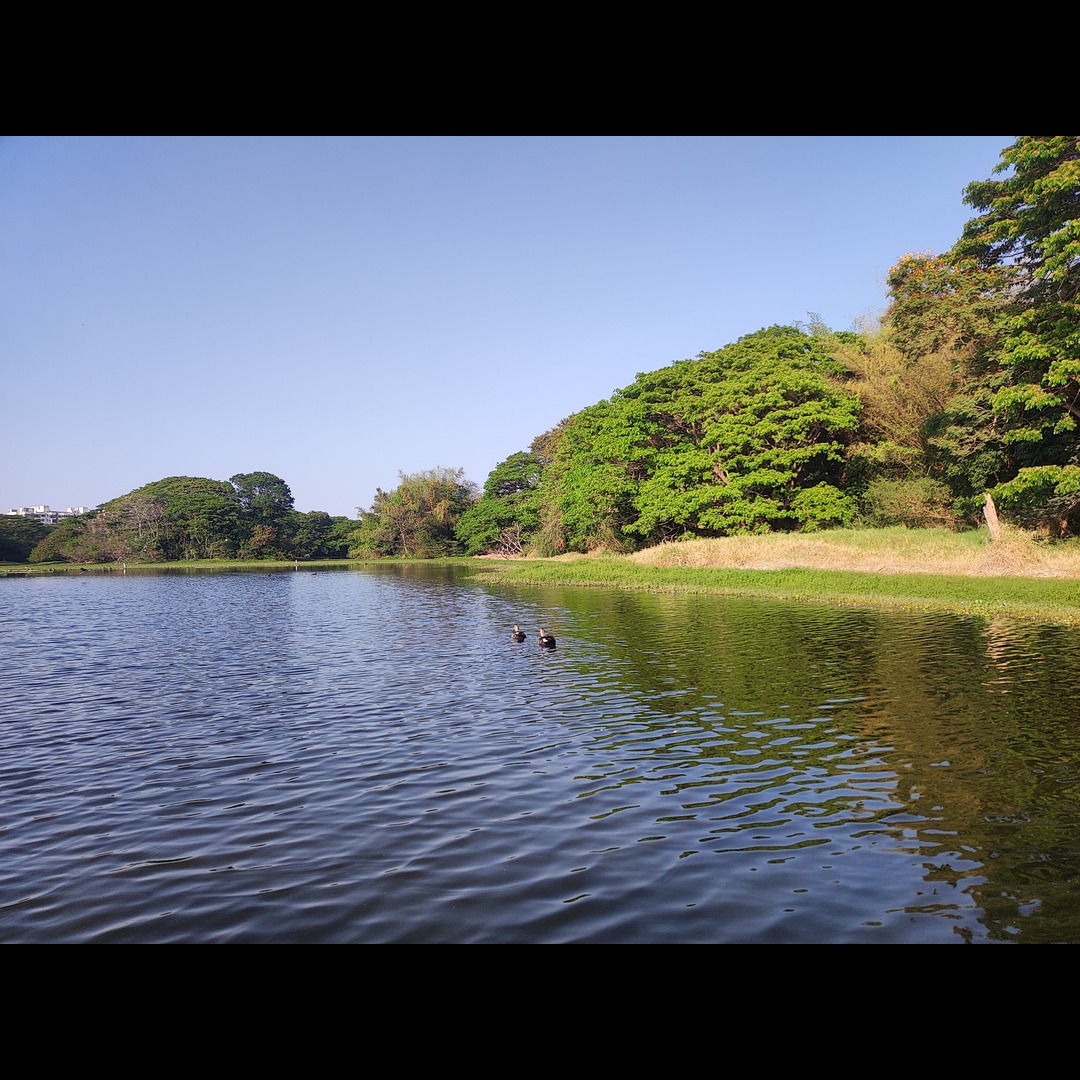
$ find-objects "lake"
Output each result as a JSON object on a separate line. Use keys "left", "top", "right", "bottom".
{"left": 2, "top": 563, "right": 1079, "bottom": 944}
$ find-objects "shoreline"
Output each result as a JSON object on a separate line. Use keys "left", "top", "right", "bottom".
{"left": 5, "top": 526, "right": 1080, "bottom": 625}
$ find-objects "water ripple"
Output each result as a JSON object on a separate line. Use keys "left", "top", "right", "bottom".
{"left": 1, "top": 568, "right": 1079, "bottom": 942}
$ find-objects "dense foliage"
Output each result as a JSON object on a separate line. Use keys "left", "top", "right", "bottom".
{"left": 0, "top": 515, "right": 52, "bottom": 562}
{"left": 455, "top": 452, "right": 542, "bottom": 556}
{"left": 947, "top": 136, "right": 1080, "bottom": 534}
{"left": 26, "top": 473, "right": 353, "bottom": 564}
{"left": 347, "top": 468, "right": 477, "bottom": 558}
{"left": 533, "top": 326, "right": 863, "bottom": 551}
{"left": 10, "top": 136, "right": 1077, "bottom": 566}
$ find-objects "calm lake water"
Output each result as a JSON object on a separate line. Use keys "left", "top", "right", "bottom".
{"left": 2, "top": 563, "right": 1079, "bottom": 944}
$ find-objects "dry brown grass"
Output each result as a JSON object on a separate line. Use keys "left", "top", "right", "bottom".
{"left": 626, "top": 526, "right": 1080, "bottom": 579}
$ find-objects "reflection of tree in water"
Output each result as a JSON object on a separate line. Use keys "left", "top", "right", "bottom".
{"left": 537, "top": 585, "right": 1080, "bottom": 942}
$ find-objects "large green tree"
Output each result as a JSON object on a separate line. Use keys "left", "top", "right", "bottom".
{"left": 228, "top": 472, "right": 296, "bottom": 558}
{"left": 27, "top": 494, "right": 172, "bottom": 564}
{"left": 885, "top": 251, "right": 1008, "bottom": 363}
{"left": 229, "top": 472, "right": 295, "bottom": 521}
{"left": 455, "top": 451, "right": 542, "bottom": 555}
{"left": 947, "top": 135, "right": 1080, "bottom": 532}
{"left": 24, "top": 473, "right": 353, "bottom": 562}
{"left": 27, "top": 516, "right": 92, "bottom": 564}
{"left": 541, "top": 326, "right": 862, "bottom": 549}
{"left": 951, "top": 136, "right": 1080, "bottom": 438}
{"left": 142, "top": 476, "right": 243, "bottom": 559}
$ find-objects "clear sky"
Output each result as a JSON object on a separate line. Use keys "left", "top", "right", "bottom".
{"left": 2, "top": 135, "right": 1015, "bottom": 519}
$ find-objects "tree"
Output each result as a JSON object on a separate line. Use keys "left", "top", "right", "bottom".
{"left": 61, "top": 495, "right": 172, "bottom": 563}
{"left": 29, "top": 518, "right": 86, "bottom": 563}
{"left": 350, "top": 468, "right": 478, "bottom": 558}
{"left": 671, "top": 329, "right": 860, "bottom": 534}
{"left": 989, "top": 464, "right": 1080, "bottom": 536}
{"left": 27, "top": 511, "right": 124, "bottom": 564}
{"left": 826, "top": 281, "right": 1000, "bottom": 524}
{"left": 934, "top": 136, "right": 1080, "bottom": 532}
{"left": 455, "top": 451, "right": 543, "bottom": 555}
{"left": 949, "top": 136, "right": 1080, "bottom": 449}
{"left": 288, "top": 511, "right": 352, "bottom": 559}
{"left": 229, "top": 472, "right": 293, "bottom": 556}
{"left": 877, "top": 252, "right": 1015, "bottom": 498}
{"left": 140, "top": 477, "right": 243, "bottom": 559}
{"left": 885, "top": 251, "right": 1008, "bottom": 363}
{"left": 543, "top": 327, "right": 861, "bottom": 548}
{"left": 830, "top": 327, "right": 953, "bottom": 478}
{"left": 325, "top": 515, "right": 358, "bottom": 557}
{"left": 0, "top": 515, "right": 53, "bottom": 562}
{"left": 22, "top": 472, "right": 346, "bottom": 562}
{"left": 229, "top": 472, "right": 295, "bottom": 522}
{"left": 58, "top": 477, "right": 243, "bottom": 561}
{"left": 540, "top": 401, "right": 642, "bottom": 551}
{"left": 528, "top": 422, "right": 574, "bottom": 556}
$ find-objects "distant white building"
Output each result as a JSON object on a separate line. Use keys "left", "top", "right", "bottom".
{"left": 6, "top": 505, "right": 89, "bottom": 525}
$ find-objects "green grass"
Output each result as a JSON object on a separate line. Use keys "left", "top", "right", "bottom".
{"left": 470, "top": 556, "right": 1080, "bottom": 624}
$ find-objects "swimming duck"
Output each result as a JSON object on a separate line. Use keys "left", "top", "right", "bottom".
{"left": 511, "top": 625, "right": 526, "bottom": 642}
{"left": 538, "top": 628, "right": 556, "bottom": 649}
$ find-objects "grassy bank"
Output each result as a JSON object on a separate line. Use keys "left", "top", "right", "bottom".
{"left": 473, "top": 527, "right": 1080, "bottom": 626}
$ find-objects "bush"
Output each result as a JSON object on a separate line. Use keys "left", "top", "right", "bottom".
{"left": 859, "top": 478, "right": 959, "bottom": 529}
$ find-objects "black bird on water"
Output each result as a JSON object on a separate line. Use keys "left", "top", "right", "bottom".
{"left": 538, "top": 628, "right": 556, "bottom": 649}
{"left": 511, "top": 625, "right": 526, "bottom": 642}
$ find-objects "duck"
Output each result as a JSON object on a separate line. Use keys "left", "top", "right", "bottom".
{"left": 538, "top": 628, "right": 556, "bottom": 649}
{"left": 511, "top": 625, "right": 526, "bottom": 642}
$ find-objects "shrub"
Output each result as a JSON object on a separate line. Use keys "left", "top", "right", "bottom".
{"left": 859, "top": 478, "right": 959, "bottom": 529}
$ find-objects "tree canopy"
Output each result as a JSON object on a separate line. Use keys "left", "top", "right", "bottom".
{"left": 0, "top": 515, "right": 53, "bottom": 562}
{"left": 348, "top": 468, "right": 478, "bottom": 558}
{"left": 25, "top": 472, "right": 351, "bottom": 563}
{"left": 945, "top": 136, "right": 1080, "bottom": 532}
{"left": 229, "top": 472, "right": 295, "bottom": 520}
{"left": 538, "top": 326, "right": 862, "bottom": 549}
{"left": 455, "top": 451, "right": 542, "bottom": 556}
{"left": 950, "top": 136, "right": 1080, "bottom": 443}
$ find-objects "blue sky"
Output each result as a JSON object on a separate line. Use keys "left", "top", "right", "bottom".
{"left": 2, "top": 135, "right": 1015, "bottom": 519}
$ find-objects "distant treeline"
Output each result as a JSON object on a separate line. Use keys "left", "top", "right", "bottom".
{"left": 5, "top": 136, "right": 1078, "bottom": 565}
{"left": 7, "top": 473, "right": 355, "bottom": 564}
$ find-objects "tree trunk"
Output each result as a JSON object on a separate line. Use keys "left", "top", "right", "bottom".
{"left": 984, "top": 491, "right": 1002, "bottom": 541}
